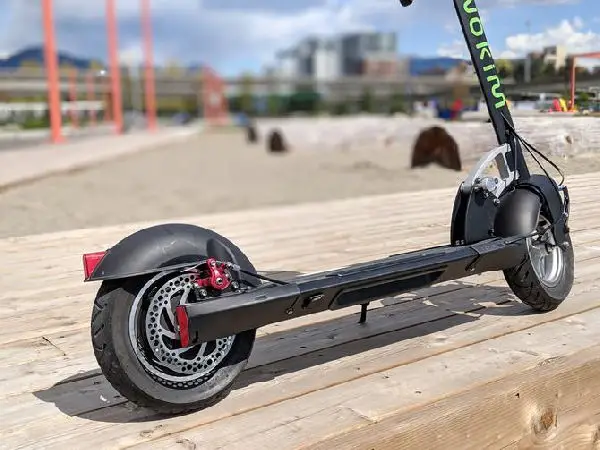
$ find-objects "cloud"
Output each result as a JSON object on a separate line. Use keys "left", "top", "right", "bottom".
{"left": 499, "top": 17, "right": 600, "bottom": 59}
{"left": 438, "top": 15, "right": 600, "bottom": 66}
{"left": 496, "top": 0, "right": 579, "bottom": 5}
{"left": 0, "top": 0, "right": 588, "bottom": 75}
{"left": 437, "top": 40, "right": 468, "bottom": 59}
{"left": 0, "top": 0, "right": 409, "bottom": 74}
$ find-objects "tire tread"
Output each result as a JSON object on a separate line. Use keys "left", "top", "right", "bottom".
{"left": 91, "top": 282, "right": 235, "bottom": 415}
{"left": 504, "top": 235, "right": 574, "bottom": 312}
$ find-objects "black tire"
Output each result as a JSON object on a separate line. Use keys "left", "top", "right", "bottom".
{"left": 504, "top": 216, "right": 574, "bottom": 312}
{"left": 91, "top": 269, "right": 257, "bottom": 415}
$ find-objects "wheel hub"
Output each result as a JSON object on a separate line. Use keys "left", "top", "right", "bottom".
{"left": 527, "top": 217, "right": 565, "bottom": 288}
{"left": 129, "top": 271, "right": 235, "bottom": 385}
{"left": 144, "top": 273, "right": 234, "bottom": 376}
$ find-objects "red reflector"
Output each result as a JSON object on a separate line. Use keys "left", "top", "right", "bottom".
{"left": 175, "top": 305, "right": 190, "bottom": 348}
{"left": 83, "top": 251, "right": 106, "bottom": 279}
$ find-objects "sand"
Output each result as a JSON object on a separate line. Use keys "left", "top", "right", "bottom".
{"left": 1, "top": 127, "right": 599, "bottom": 239}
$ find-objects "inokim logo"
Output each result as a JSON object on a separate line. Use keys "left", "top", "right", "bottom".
{"left": 462, "top": 0, "right": 506, "bottom": 109}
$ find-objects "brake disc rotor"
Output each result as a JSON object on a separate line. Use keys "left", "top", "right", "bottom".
{"left": 130, "top": 272, "right": 235, "bottom": 384}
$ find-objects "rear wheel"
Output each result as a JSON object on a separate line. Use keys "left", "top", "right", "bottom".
{"left": 504, "top": 214, "right": 574, "bottom": 311}
{"left": 91, "top": 267, "right": 257, "bottom": 415}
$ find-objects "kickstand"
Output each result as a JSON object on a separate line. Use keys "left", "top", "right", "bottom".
{"left": 359, "top": 303, "right": 369, "bottom": 324}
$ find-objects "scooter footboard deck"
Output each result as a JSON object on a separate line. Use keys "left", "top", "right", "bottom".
{"left": 184, "top": 238, "right": 525, "bottom": 343}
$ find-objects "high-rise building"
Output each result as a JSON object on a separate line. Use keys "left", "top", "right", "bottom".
{"left": 339, "top": 32, "right": 398, "bottom": 76}
{"left": 273, "top": 31, "right": 399, "bottom": 85}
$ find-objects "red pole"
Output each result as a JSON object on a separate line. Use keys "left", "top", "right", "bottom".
{"left": 105, "top": 0, "right": 123, "bottom": 134}
{"left": 41, "top": 0, "right": 64, "bottom": 143}
{"left": 141, "top": 0, "right": 157, "bottom": 130}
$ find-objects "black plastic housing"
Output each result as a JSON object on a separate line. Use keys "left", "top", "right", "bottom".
{"left": 183, "top": 237, "right": 526, "bottom": 343}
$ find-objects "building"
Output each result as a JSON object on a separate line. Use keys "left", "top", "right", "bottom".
{"left": 273, "top": 31, "right": 400, "bottom": 95}
{"left": 528, "top": 45, "right": 567, "bottom": 71}
{"left": 361, "top": 56, "right": 399, "bottom": 77}
{"left": 339, "top": 32, "right": 397, "bottom": 76}
{"left": 274, "top": 48, "right": 301, "bottom": 94}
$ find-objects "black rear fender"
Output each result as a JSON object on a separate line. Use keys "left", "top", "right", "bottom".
{"left": 85, "top": 223, "right": 256, "bottom": 282}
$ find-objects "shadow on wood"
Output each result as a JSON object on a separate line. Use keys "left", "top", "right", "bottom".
{"left": 32, "top": 282, "right": 528, "bottom": 424}
{"left": 411, "top": 126, "right": 462, "bottom": 171}
{"left": 267, "top": 129, "right": 288, "bottom": 154}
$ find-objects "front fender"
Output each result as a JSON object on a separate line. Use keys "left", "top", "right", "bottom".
{"left": 493, "top": 188, "right": 541, "bottom": 238}
{"left": 86, "top": 223, "right": 256, "bottom": 282}
{"left": 451, "top": 173, "right": 568, "bottom": 246}
{"left": 494, "top": 174, "right": 569, "bottom": 244}
{"left": 517, "top": 174, "right": 569, "bottom": 244}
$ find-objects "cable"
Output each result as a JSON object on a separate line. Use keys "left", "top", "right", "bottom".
{"left": 182, "top": 259, "right": 290, "bottom": 286}
{"left": 500, "top": 111, "right": 565, "bottom": 186}
{"left": 497, "top": 112, "right": 568, "bottom": 245}
{"left": 225, "top": 263, "right": 290, "bottom": 285}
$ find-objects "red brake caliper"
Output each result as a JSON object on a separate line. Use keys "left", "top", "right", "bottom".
{"left": 195, "top": 258, "right": 232, "bottom": 291}
{"left": 175, "top": 258, "right": 231, "bottom": 348}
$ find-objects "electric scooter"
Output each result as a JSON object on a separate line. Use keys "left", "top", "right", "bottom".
{"left": 83, "top": 0, "right": 574, "bottom": 414}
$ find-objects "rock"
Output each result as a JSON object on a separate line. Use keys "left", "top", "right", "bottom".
{"left": 411, "top": 126, "right": 462, "bottom": 171}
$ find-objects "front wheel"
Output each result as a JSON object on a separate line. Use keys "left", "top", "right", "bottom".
{"left": 91, "top": 269, "right": 256, "bottom": 415}
{"left": 504, "top": 214, "right": 574, "bottom": 312}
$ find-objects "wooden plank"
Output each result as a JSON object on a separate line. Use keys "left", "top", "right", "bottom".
{"left": 1, "top": 240, "right": 598, "bottom": 371}
{"left": 304, "top": 344, "right": 600, "bottom": 449}
{"left": 1, "top": 226, "right": 598, "bottom": 349}
{"left": 2, "top": 258, "right": 599, "bottom": 449}
{"left": 0, "top": 171, "right": 599, "bottom": 449}
{"left": 127, "top": 306, "right": 600, "bottom": 450}
{"left": 2, "top": 196, "right": 599, "bottom": 304}
{"left": 2, "top": 235, "right": 600, "bottom": 395}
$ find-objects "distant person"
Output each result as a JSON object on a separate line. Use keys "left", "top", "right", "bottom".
{"left": 451, "top": 98, "right": 463, "bottom": 120}
{"left": 237, "top": 112, "right": 249, "bottom": 127}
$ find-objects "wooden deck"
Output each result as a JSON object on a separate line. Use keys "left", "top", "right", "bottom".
{"left": 2, "top": 172, "right": 600, "bottom": 449}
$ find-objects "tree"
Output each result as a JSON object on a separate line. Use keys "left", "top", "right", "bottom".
{"left": 358, "top": 88, "right": 374, "bottom": 112}
{"left": 512, "top": 60, "right": 525, "bottom": 82}
{"left": 389, "top": 90, "right": 406, "bottom": 114}
{"left": 576, "top": 66, "right": 591, "bottom": 76}
{"left": 58, "top": 62, "right": 75, "bottom": 77}
{"left": 239, "top": 72, "right": 255, "bottom": 114}
{"left": 266, "top": 93, "right": 281, "bottom": 116}
{"left": 19, "top": 59, "right": 41, "bottom": 68}
{"left": 579, "top": 91, "right": 591, "bottom": 102}
{"left": 329, "top": 101, "right": 349, "bottom": 116}
{"left": 88, "top": 60, "right": 105, "bottom": 73}
{"left": 164, "top": 60, "right": 184, "bottom": 77}
{"left": 288, "top": 89, "right": 320, "bottom": 114}
{"left": 496, "top": 59, "right": 514, "bottom": 79}
{"left": 17, "top": 59, "right": 42, "bottom": 76}
{"left": 530, "top": 58, "right": 545, "bottom": 80}
{"left": 541, "top": 62, "right": 556, "bottom": 78}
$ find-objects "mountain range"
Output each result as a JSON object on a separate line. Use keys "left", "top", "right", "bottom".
{"left": 0, "top": 45, "right": 466, "bottom": 76}
{"left": 0, "top": 46, "right": 104, "bottom": 70}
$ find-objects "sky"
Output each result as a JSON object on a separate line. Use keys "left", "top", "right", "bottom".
{"left": 0, "top": 0, "right": 599, "bottom": 75}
